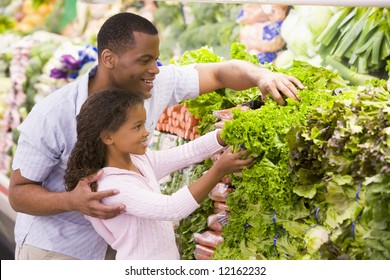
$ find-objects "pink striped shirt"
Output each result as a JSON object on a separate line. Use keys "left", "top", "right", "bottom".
{"left": 86, "top": 130, "right": 224, "bottom": 259}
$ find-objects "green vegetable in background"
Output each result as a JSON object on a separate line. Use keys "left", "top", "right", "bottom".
{"left": 317, "top": 7, "right": 390, "bottom": 78}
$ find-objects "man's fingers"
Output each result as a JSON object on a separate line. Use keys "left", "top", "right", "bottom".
{"left": 288, "top": 75, "right": 305, "bottom": 89}
{"left": 82, "top": 169, "right": 104, "bottom": 184}
{"left": 278, "top": 82, "right": 298, "bottom": 101}
{"left": 268, "top": 86, "right": 286, "bottom": 105}
{"left": 92, "top": 205, "right": 126, "bottom": 219}
{"left": 94, "top": 189, "right": 120, "bottom": 199}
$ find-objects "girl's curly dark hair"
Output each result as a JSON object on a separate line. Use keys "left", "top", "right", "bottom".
{"left": 64, "top": 88, "right": 145, "bottom": 192}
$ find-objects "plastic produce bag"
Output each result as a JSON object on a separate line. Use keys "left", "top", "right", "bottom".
{"left": 194, "top": 230, "right": 224, "bottom": 248}
{"left": 209, "top": 183, "right": 234, "bottom": 202}
{"left": 194, "top": 244, "right": 216, "bottom": 260}
{"left": 207, "top": 211, "right": 230, "bottom": 232}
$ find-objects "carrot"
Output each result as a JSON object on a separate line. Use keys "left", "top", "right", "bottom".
{"left": 184, "top": 129, "right": 191, "bottom": 139}
{"left": 185, "top": 116, "right": 198, "bottom": 130}
{"left": 167, "top": 106, "right": 173, "bottom": 117}
{"left": 160, "top": 112, "right": 168, "bottom": 121}
{"left": 184, "top": 110, "right": 191, "bottom": 121}
{"left": 180, "top": 106, "right": 186, "bottom": 121}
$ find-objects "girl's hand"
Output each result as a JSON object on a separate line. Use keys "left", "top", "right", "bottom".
{"left": 213, "top": 146, "right": 254, "bottom": 176}
{"left": 216, "top": 130, "right": 226, "bottom": 146}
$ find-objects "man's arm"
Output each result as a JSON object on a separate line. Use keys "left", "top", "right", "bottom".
{"left": 195, "top": 59, "right": 304, "bottom": 105}
{"left": 9, "top": 169, "right": 125, "bottom": 219}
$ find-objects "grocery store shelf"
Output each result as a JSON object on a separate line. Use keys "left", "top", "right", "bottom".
{"left": 160, "top": 0, "right": 390, "bottom": 7}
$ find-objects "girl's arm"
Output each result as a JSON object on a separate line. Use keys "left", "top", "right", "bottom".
{"left": 99, "top": 147, "right": 253, "bottom": 220}
{"left": 148, "top": 130, "right": 225, "bottom": 180}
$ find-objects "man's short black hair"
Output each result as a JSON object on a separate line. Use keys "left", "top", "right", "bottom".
{"left": 97, "top": 12, "right": 158, "bottom": 57}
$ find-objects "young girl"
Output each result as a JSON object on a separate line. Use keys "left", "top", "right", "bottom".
{"left": 64, "top": 88, "right": 253, "bottom": 260}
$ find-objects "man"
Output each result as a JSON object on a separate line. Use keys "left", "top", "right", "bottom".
{"left": 9, "top": 12, "right": 303, "bottom": 260}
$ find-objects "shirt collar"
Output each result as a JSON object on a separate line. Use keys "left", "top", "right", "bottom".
{"left": 75, "top": 65, "right": 98, "bottom": 116}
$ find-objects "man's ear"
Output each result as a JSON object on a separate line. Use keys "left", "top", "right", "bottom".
{"left": 100, "top": 130, "right": 113, "bottom": 145}
{"left": 101, "top": 49, "right": 116, "bottom": 69}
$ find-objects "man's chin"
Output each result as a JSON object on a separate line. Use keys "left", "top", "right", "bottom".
{"left": 142, "top": 91, "right": 152, "bottom": 99}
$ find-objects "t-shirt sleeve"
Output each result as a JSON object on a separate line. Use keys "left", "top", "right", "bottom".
{"left": 158, "top": 64, "right": 199, "bottom": 107}
{"left": 12, "top": 110, "right": 61, "bottom": 182}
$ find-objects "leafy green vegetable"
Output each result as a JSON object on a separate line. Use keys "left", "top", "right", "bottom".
{"left": 289, "top": 83, "right": 390, "bottom": 259}
{"left": 317, "top": 7, "right": 390, "bottom": 79}
{"left": 215, "top": 60, "right": 347, "bottom": 259}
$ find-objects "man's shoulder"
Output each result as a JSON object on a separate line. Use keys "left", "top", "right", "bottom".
{"left": 157, "top": 64, "right": 195, "bottom": 75}
{"left": 32, "top": 80, "right": 81, "bottom": 115}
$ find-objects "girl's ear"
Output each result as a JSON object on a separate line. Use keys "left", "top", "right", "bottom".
{"left": 100, "top": 130, "right": 113, "bottom": 145}
{"left": 101, "top": 49, "right": 116, "bottom": 69}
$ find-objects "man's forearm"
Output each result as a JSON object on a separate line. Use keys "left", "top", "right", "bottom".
{"left": 214, "top": 59, "right": 264, "bottom": 90}
{"left": 196, "top": 60, "right": 265, "bottom": 94}
{"left": 8, "top": 183, "right": 72, "bottom": 216}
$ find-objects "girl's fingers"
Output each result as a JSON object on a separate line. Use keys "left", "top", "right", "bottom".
{"left": 234, "top": 149, "right": 248, "bottom": 158}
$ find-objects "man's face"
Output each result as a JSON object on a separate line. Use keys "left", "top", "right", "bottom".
{"left": 110, "top": 32, "right": 160, "bottom": 99}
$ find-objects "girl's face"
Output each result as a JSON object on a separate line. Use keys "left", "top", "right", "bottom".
{"left": 110, "top": 32, "right": 160, "bottom": 99}
{"left": 105, "top": 103, "right": 149, "bottom": 156}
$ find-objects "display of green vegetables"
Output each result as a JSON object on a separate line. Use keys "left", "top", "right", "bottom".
{"left": 212, "top": 45, "right": 389, "bottom": 259}
{"left": 215, "top": 63, "right": 348, "bottom": 260}
{"left": 171, "top": 42, "right": 389, "bottom": 259}
{"left": 287, "top": 80, "right": 390, "bottom": 260}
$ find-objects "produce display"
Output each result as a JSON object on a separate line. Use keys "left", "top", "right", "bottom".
{"left": 156, "top": 103, "right": 200, "bottom": 140}
{"left": 0, "top": 1, "right": 389, "bottom": 260}
{"left": 278, "top": 6, "right": 390, "bottom": 85}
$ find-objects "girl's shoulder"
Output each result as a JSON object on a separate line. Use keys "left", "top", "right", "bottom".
{"left": 97, "top": 167, "right": 134, "bottom": 189}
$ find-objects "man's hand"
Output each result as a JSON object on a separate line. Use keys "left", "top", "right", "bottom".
{"left": 196, "top": 60, "right": 304, "bottom": 106}
{"left": 69, "top": 170, "right": 126, "bottom": 219}
{"left": 256, "top": 68, "right": 304, "bottom": 105}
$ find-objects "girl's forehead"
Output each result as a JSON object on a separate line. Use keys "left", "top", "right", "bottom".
{"left": 126, "top": 103, "right": 146, "bottom": 118}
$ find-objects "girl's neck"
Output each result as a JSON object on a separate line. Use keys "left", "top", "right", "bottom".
{"left": 105, "top": 154, "right": 141, "bottom": 175}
